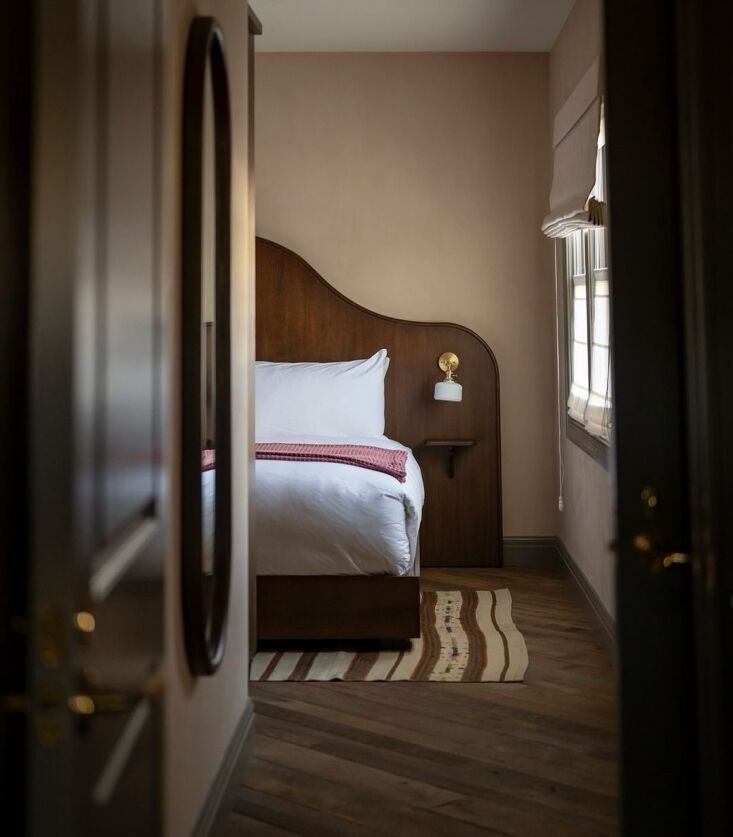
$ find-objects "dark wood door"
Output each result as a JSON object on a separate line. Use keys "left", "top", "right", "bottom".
{"left": 607, "top": 1, "right": 732, "bottom": 834}
{"left": 23, "top": 2, "right": 164, "bottom": 834}
{"left": 675, "top": 1, "right": 733, "bottom": 832}
{"left": 0, "top": 2, "right": 34, "bottom": 825}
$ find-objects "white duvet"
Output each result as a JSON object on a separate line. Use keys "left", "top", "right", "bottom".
{"left": 254, "top": 433, "right": 424, "bottom": 576}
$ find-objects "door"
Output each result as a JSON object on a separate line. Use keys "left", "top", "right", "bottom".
{"left": 674, "top": 1, "right": 733, "bottom": 832}
{"left": 23, "top": 1, "right": 164, "bottom": 834}
{"left": 606, "top": 0, "right": 732, "bottom": 834}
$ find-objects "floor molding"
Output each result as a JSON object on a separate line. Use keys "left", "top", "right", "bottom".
{"left": 502, "top": 536, "right": 561, "bottom": 569}
{"left": 504, "top": 536, "right": 615, "bottom": 649}
{"left": 555, "top": 538, "right": 616, "bottom": 649}
{"left": 195, "top": 698, "right": 255, "bottom": 837}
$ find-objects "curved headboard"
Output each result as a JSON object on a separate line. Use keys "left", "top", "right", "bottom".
{"left": 256, "top": 237, "right": 502, "bottom": 567}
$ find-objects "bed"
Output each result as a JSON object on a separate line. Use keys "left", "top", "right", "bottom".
{"left": 254, "top": 238, "right": 502, "bottom": 643}
{"left": 255, "top": 431, "right": 424, "bottom": 640}
{"left": 256, "top": 433, "right": 424, "bottom": 578}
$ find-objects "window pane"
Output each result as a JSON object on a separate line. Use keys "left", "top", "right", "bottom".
{"left": 573, "top": 341, "right": 589, "bottom": 389}
{"left": 592, "top": 294, "right": 609, "bottom": 346}
{"left": 573, "top": 298, "right": 588, "bottom": 343}
{"left": 590, "top": 345, "right": 610, "bottom": 397}
{"left": 593, "top": 228, "right": 607, "bottom": 270}
{"left": 593, "top": 274, "right": 610, "bottom": 296}
{"left": 586, "top": 230, "right": 612, "bottom": 441}
{"left": 566, "top": 229, "right": 591, "bottom": 425}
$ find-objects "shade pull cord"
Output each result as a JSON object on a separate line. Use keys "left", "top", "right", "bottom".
{"left": 553, "top": 239, "right": 565, "bottom": 512}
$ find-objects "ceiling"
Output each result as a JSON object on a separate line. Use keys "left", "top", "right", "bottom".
{"left": 253, "top": 0, "right": 575, "bottom": 53}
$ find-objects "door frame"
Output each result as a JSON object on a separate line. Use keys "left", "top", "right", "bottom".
{"left": 0, "top": 2, "right": 33, "bottom": 830}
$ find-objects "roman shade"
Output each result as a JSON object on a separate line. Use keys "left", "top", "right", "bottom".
{"left": 542, "top": 58, "right": 604, "bottom": 238}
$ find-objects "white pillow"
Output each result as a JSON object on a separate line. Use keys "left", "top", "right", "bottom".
{"left": 255, "top": 350, "right": 389, "bottom": 439}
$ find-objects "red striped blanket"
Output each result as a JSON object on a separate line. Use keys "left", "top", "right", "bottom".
{"left": 255, "top": 443, "right": 408, "bottom": 482}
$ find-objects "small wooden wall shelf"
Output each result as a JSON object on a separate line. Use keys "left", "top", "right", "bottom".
{"left": 424, "top": 439, "right": 475, "bottom": 479}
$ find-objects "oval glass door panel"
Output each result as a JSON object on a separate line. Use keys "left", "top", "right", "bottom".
{"left": 181, "top": 16, "right": 232, "bottom": 676}
{"left": 201, "top": 54, "right": 216, "bottom": 618}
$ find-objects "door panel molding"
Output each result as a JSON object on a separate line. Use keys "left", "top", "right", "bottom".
{"left": 89, "top": 514, "right": 159, "bottom": 602}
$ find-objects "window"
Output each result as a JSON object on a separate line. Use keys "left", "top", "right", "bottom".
{"left": 565, "top": 223, "right": 612, "bottom": 458}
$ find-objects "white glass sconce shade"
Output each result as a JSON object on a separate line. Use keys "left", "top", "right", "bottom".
{"left": 434, "top": 380, "right": 463, "bottom": 402}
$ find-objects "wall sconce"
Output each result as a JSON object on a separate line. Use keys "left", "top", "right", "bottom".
{"left": 434, "top": 352, "right": 463, "bottom": 402}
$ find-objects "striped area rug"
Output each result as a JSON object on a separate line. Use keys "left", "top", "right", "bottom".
{"left": 251, "top": 589, "right": 529, "bottom": 683}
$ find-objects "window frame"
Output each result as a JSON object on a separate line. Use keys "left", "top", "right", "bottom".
{"left": 562, "top": 228, "right": 611, "bottom": 469}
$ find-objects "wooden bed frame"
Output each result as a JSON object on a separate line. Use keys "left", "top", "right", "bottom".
{"left": 255, "top": 238, "right": 502, "bottom": 641}
{"left": 257, "top": 576, "right": 420, "bottom": 641}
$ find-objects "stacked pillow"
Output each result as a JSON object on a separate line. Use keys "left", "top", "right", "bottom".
{"left": 255, "top": 349, "right": 389, "bottom": 439}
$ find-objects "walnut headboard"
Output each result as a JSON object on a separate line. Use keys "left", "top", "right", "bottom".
{"left": 255, "top": 238, "right": 503, "bottom": 567}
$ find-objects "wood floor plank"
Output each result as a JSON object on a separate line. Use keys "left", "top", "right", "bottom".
{"left": 241, "top": 757, "right": 499, "bottom": 836}
{"left": 252, "top": 702, "right": 616, "bottom": 808}
{"left": 255, "top": 732, "right": 466, "bottom": 809}
{"left": 250, "top": 692, "right": 615, "bottom": 795}
{"left": 433, "top": 794, "right": 612, "bottom": 837}
{"left": 328, "top": 681, "right": 617, "bottom": 754}
{"left": 232, "top": 785, "right": 378, "bottom": 837}
{"left": 221, "top": 811, "right": 296, "bottom": 837}
{"left": 253, "top": 713, "right": 616, "bottom": 829}
{"left": 219, "top": 568, "right": 618, "bottom": 835}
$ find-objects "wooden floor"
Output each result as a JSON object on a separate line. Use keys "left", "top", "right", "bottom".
{"left": 221, "top": 568, "right": 618, "bottom": 836}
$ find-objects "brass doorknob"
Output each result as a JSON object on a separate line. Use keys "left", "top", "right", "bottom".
{"left": 661, "top": 552, "right": 690, "bottom": 568}
{"left": 632, "top": 533, "right": 690, "bottom": 571}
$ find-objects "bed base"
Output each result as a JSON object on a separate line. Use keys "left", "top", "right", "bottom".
{"left": 257, "top": 575, "right": 421, "bottom": 641}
